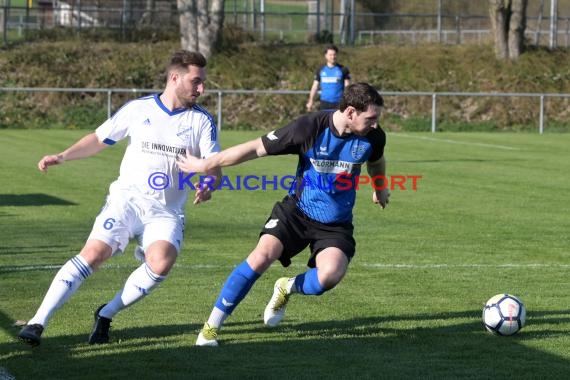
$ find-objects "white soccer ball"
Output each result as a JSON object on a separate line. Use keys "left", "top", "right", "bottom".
{"left": 482, "top": 294, "right": 526, "bottom": 336}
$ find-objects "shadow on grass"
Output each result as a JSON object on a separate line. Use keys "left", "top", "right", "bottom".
{"left": 0, "top": 194, "right": 77, "bottom": 207}
{"left": 1, "top": 309, "right": 569, "bottom": 379}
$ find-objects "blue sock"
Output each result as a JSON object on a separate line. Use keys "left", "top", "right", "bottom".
{"left": 294, "top": 268, "right": 325, "bottom": 295}
{"left": 214, "top": 260, "right": 260, "bottom": 314}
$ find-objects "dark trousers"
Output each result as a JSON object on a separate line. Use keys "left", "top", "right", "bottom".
{"left": 318, "top": 101, "right": 339, "bottom": 111}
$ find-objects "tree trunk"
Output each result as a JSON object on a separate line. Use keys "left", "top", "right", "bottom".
{"left": 489, "top": 0, "right": 528, "bottom": 61}
{"left": 508, "top": 0, "right": 528, "bottom": 60}
{"left": 0, "top": 8, "right": 5, "bottom": 43}
{"left": 139, "top": 0, "right": 156, "bottom": 25}
{"left": 489, "top": 0, "right": 509, "bottom": 60}
{"left": 178, "top": 0, "right": 225, "bottom": 59}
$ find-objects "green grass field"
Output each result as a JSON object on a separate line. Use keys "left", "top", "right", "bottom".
{"left": 1, "top": 130, "right": 569, "bottom": 379}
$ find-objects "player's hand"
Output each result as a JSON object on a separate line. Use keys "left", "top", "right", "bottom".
{"left": 38, "top": 154, "right": 64, "bottom": 173}
{"left": 177, "top": 149, "right": 205, "bottom": 173}
{"left": 306, "top": 101, "right": 313, "bottom": 111}
{"left": 373, "top": 188, "right": 390, "bottom": 209}
{"left": 193, "top": 182, "right": 212, "bottom": 205}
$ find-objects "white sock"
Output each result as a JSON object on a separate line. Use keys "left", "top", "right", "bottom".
{"left": 206, "top": 307, "right": 229, "bottom": 329}
{"left": 286, "top": 277, "right": 297, "bottom": 294}
{"left": 28, "top": 255, "right": 93, "bottom": 327}
{"left": 99, "top": 263, "right": 165, "bottom": 319}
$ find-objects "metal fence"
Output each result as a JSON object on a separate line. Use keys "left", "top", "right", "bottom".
{"left": 2, "top": 0, "right": 570, "bottom": 47}
{"left": 1, "top": 86, "right": 569, "bottom": 133}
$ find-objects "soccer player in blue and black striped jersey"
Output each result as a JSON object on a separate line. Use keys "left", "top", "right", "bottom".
{"left": 306, "top": 44, "right": 351, "bottom": 111}
{"left": 178, "top": 82, "right": 389, "bottom": 346}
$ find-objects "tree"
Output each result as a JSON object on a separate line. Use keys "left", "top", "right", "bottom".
{"left": 177, "top": 0, "right": 224, "bottom": 59}
{"left": 139, "top": 0, "right": 156, "bottom": 25}
{"left": 489, "top": 0, "right": 528, "bottom": 60}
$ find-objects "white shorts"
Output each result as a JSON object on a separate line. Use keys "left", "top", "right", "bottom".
{"left": 88, "top": 192, "right": 184, "bottom": 256}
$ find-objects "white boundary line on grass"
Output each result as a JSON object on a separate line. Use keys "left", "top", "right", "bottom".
{"left": 3, "top": 262, "right": 570, "bottom": 273}
{"left": 394, "top": 134, "right": 521, "bottom": 151}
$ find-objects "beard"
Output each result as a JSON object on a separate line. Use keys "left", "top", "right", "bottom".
{"left": 181, "top": 95, "right": 199, "bottom": 108}
{"left": 176, "top": 87, "right": 200, "bottom": 108}
{"left": 181, "top": 98, "right": 197, "bottom": 108}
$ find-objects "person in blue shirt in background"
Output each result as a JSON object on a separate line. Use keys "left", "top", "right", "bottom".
{"left": 306, "top": 44, "right": 351, "bottom": 111}
{"left": 177, "top": 82, "right": 389, "bottom": 346}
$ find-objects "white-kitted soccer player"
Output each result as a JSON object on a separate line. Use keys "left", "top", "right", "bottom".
{"left": 18, "top": 50, "right": 221, "bottom": 347}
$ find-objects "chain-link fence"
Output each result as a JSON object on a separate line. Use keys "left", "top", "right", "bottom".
{"left": 1, "top": 85, "right": 569, "bottom": 132}
{"left": 2, "top": 1, "right": 570, "bottom": 46}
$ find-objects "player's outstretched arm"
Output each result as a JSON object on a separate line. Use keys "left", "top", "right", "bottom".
{"left": 38, "top": 154, "right": 65, "bottom": 172}
{"left": 177, "top": 137, "right": 267, "bottom": 173}
{"left": 193, "top": 166, "right": 223, "bottom": 205}
{"left": 367, "top": 156, "right": 390, "bottom": 209}
{"left": 38, "top": 133, "right": 108, "bottom": 173}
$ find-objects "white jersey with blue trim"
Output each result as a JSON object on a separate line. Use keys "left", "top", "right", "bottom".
{"left": 95, "top": 94, "right": 220, "bottom": 215}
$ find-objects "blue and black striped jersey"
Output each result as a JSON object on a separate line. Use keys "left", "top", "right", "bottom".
{"left": 314, "top": 64, "right": 351, "bottom": 104}
{"left": 261, "top": 111, "right": 385, "bottom": 224}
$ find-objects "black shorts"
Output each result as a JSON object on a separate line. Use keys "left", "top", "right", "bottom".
{"left": 260, "top": 196, "right": 355, "bottom": 268}
{"left": 318, "top": 101, "right": 339, "bottom": 111}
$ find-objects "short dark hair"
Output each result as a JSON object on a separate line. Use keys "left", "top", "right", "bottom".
{"left": 339, "top": 82, "right": 384, "bottom": 112}
{"left": 167, "top": 50, "right": 207, "bottom": 73}
{"left": 324, "top": 44, "right": 339, "bottom": 54}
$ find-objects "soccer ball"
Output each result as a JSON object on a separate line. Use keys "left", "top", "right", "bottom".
{"left": 482, "top": 294, "right": 526, "bottom": 336}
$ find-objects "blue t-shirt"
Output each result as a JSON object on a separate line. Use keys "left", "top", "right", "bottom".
{"left": 314, "top": 64, "right": 351, "bottom": 104}
{"left": 261, "top": 111, "right": 385, "bottom": 224}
